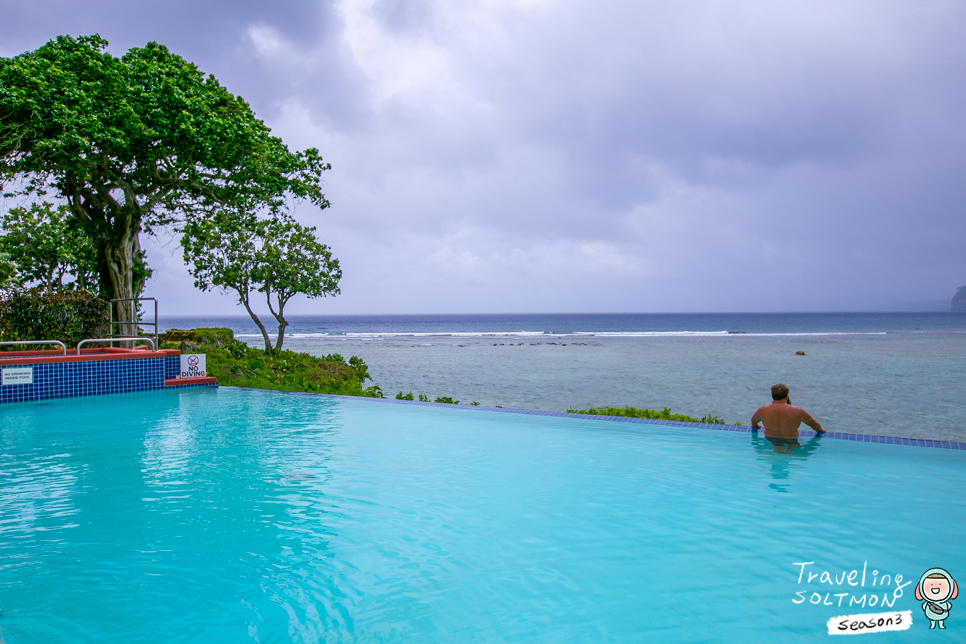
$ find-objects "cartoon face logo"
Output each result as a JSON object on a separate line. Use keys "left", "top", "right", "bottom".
{"left": 924, "top": 577, "right": 952, "bottom": 601}
{"left": 916, "top": 568, "right": 958, "bottom": 630}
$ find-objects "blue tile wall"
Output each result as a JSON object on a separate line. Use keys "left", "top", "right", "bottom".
{"left": 1, "top": 357, "right": 166, "bottom": 404}
{"left": 164, "top": 354, "right": 180, "bottom": 380}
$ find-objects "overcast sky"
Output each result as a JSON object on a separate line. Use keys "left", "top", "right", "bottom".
{"left": 2, "top": 0, "right": 964, "bottom": 314}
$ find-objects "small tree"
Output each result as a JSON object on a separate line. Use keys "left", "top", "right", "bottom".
{"left": 0, "top": 202, "right": 101, "bottom": 291}
{"left": 180, "top": 211, "right": 341, "bottom": 354}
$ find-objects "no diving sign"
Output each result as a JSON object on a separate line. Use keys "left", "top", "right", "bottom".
{"left": 180, "top": 354, "right": 207, "bottom": 378}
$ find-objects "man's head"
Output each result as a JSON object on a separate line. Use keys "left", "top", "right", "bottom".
{"left": 771, "top": 383, "right": 790, "bottom": 401}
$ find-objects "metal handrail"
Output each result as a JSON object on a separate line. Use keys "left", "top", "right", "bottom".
{"left": 0, "top": 340, "right": 67, "bottom": 356}
{"left": 76, "top": 337, "right": 155, "bottom": 355}
{"left": 110, "top": 297, "right": 159, "bottom": 348}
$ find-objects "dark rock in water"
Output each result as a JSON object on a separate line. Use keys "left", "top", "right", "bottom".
{"left": 796, "top": 351, "right": 805, "bottom": 355}
{"left": 952, "top": 286, "right": 966, "bottom": 312}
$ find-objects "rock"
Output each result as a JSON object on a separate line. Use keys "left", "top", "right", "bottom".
{"left": 952, "top": 286, "right": 966, "bottom": 312}
{"left": 796, "top": 351, "right": 805, "bottom": 355}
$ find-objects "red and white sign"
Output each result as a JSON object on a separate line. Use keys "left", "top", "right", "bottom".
{"left": 179, "top": 354, "right": 206, "bottom": 378}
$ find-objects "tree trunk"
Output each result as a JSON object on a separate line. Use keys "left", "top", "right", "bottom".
{"left": 274, "top": 316, "right": 288, "bottom": 353}
{"left": 265, "top": 290, "right": 290, "bottom": 354}
{"left": 239, "top": 291, "right": 274, "bottom": 354}
{"left": 103, "top": 233, "right": 138, "bottom": 339}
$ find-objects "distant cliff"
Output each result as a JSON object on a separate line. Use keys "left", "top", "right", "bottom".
{"left": 953, "top": 286, "right": 966, "bottom": 312}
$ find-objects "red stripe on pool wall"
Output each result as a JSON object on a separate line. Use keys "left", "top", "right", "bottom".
{"left": 165, "top": 377, "right": 217, "bottom": 386}
{"left": 0, "top": 348, "right": 181, "bottom": 366}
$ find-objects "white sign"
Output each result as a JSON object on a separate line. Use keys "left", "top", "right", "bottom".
{"left": 179, "top": 354, "right": 207, "bottom": 378}
{"left": 2, "top": 366, "right": 34, "bottom": 386}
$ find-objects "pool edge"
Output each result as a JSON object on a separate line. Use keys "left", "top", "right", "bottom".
{"left": 216, "top": 386, "right": 965, "bottom": 452}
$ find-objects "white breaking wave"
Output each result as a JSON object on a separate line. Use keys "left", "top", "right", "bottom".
{"left": 576, "top": 331, "right": 888, "bottom": 337}
{"left": 344, "top": 331, "right": 550, "bottom": 338}
{"left": 235, "top": 330, "right": 889, "bottom": 339}
{"left": 574, "top": 331, "right": 730, "bottom": 337}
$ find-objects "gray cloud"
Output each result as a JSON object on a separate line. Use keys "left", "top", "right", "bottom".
{"left": 2, "top": 0, "right": 964, "bottom": 313}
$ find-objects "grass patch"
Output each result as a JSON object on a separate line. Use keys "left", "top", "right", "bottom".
{"left": 394, "top": 392, "right": 467, "bottom": 405}
{"left": 566, "top": 406, "right": 729, "bottom": 424}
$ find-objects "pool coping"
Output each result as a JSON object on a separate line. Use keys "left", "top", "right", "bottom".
{"left": 217, "top": 387, "right": 966, "bottom": 451}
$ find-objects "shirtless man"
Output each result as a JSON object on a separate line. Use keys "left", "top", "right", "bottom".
{"left": 751, "top": 383, "right": 826, "bottom": 439}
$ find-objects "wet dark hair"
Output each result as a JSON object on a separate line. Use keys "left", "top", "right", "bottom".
{"left": 771, "top": 383, "right": 789, "bottom": 400}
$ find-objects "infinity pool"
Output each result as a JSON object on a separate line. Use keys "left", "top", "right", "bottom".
{"left": 1, "top": 389, "right": 963, "bottom": 642}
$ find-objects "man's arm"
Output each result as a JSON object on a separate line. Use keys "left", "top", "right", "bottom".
{"left": 751, "top": 407, "right": 764, "bottom": 430}
{"left": 801, "top": 410, "right": 826, "bottom": 434}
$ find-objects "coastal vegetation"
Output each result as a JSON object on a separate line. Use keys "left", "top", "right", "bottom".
{"left": 566, "top": 406, "right": 732, "bottom": 425}
{"left": 162, "top": 328, "right": 383, "bottom": 398}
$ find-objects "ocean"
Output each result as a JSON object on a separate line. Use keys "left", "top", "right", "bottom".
{"left": 159, "top": 313, "right": 966, "bottom": 442}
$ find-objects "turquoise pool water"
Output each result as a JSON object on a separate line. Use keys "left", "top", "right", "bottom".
{"left": 1, "top": 389, "right": 964, "bottom": 642}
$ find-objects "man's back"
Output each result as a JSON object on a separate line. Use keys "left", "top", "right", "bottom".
{"left": 752, "top": 398, "right": 824, "bottom": 439}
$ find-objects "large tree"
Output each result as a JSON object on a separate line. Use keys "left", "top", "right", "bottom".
{"left": 0, "top": 35, "right": 329, "bottom": 330}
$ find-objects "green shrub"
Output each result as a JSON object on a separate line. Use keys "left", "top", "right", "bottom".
{"left": 163, "top": 330, "right": 383, "bottom": 398}
{"left": 0, "top": 288, "right": 109, "bottom": 348}
{"left": 566, "top": 406, "right": 727, "bottom": 424}
{"left": 395, "top": 392, "right": 415, "bottom": 400}
{"left": 418, "top": 394, "right": 429, "bottom": 402}
{"left": 160, "top": 327, "right": 234, "bottom": 347}
{"left": 434, "top": 396, "right": 459, "bottom": 404}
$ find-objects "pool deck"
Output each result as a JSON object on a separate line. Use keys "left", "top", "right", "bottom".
{"left": 220, "top": 386, "right": 966, "bottom": 451}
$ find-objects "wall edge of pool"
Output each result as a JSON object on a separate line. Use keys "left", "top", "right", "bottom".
{"left": 216, "top": 386, "right": 966, "bottom": 452}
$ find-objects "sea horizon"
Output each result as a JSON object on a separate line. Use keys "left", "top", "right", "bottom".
{"left": 159, "top": 311, "right": 966, "bottom": 335}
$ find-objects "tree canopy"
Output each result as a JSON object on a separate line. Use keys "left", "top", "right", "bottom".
{"left": 0, "top": 35, "right": 329, "bottom": 327}
{"left": 181, "top": 209, "right": 341, "bottom": 353}
{"left": 0, "top": 251, "right": 17, "bottom": 289}
{"left": 0, "top": 202, "right": 101, "bottom": 291}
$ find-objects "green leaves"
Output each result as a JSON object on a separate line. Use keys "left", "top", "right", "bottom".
{"left": 0, "top": 252, "right": 18, "bottom": 289}
{"left": 0, "top": 202, "right": 99, "bottom": 290}
{"left": 257, "top": 215, "right": 342, "bottom": 304}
